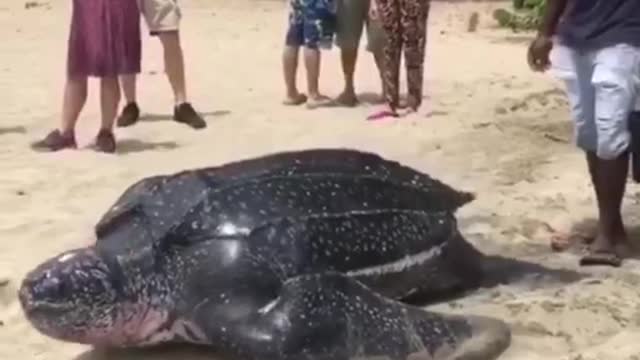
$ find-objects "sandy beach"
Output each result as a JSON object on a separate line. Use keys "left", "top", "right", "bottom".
{"left": 2, "top": 0, "right": 640, "bottom": 359}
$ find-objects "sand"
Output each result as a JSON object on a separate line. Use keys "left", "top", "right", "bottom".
{"left": 2, "top": 0, "right": 640, "bottom": 359}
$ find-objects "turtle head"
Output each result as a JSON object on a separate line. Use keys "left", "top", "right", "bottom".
{"left": 18, "top": 247, "right": 127, "bottom": 345}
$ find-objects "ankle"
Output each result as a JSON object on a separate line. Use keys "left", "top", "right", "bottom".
{"left": 59, "top": 127, "right": 75, "bottom": 137}
{"left": 287, "top": 90, "right": 301, "bottom": 98}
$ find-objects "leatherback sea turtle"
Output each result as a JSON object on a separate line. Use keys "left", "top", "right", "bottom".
{"left": 19, "top": 148, "right": 511, "bottom": 359}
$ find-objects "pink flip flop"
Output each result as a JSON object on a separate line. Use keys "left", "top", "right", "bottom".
{"left": 366, "top": 110, "right": 399, "bottom": 121}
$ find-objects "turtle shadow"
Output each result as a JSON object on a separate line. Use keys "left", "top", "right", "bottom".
{"left": 139, "top": 110, "right": 231, "bottom": 123}
{"left": 403, "top": 255, "right": 584, "bottom": 307}
{"left": 116, "top": 139, "right": 179, "bottom": 155}
{"left": 357, "top": 92, "right": 386, "bottom": 105}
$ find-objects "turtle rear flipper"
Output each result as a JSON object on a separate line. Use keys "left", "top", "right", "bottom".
{"left": 196, "top": 272, "right": 510, "bottom": 360}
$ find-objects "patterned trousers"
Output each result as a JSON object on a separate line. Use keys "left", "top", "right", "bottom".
{"left": 375, "top": 0, "right": 430, "bottom": 110}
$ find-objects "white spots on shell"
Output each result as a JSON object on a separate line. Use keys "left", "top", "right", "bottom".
{"left": 347, "top": 242, "right": 447, "bottom": 277}
{"left": 216, "top": 222, "right": 251, "bottom": 236}
{"left": 58, "top": 252, "right": 77, "bottom": 263}
{"left": 258, "top": 298, "right": 278, "bottom": 314}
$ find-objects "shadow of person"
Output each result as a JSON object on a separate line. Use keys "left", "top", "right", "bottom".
{"left": 0, "top": 126, "right": 26, "bottom": 135}
{"left": 357, "top": 92, "right": 386, "bottom": 105}
{"left": 116, "top": 139, "right": 179, "bottom": 155}
{"left": 139, "top": 110, "right": 231, "bottom": 123}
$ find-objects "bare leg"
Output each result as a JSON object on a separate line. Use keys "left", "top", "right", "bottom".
{"left": 336, "top": 47, "right": 359, "bottom": 106}
{"left": 158, "top": 31, "right": 187, "bottom": 105}
{"left": 304, "top": 47, "right": 331, "bottom": 108}
{"left": 31, "top": 76, "right": 87, "bottom": 151}
{"left": 282, "top": 45, "right": 307, "bottom": 105}
{"left": 581, "top": 151, "right": 628, "bottom": 266}
{"left": 61, "top": 76, "right": 88, "bottom": 134}
{"left": 93, "top": 76, "right": 120, "bottom": 153}
{"left": 100, "top": 77, "right": 120, "bottom": 131}
{"left": 116, "top": 74, "right": 140, "bottom": 127}
{"left": 119, "top": 74, "right": 137, "bottom": 105}
{"left": 156, "top": 31, "right": 206, "bottom": 129}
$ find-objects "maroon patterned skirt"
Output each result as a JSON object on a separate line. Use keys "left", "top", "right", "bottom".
{"left": 66, "top": 0, "right": 141, "bottom": 78}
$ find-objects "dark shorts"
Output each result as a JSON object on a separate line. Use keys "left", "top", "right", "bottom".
{"left": 285, "top": 0, "right": 336, "bottom": 49}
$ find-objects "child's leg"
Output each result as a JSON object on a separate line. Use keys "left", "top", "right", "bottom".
{"left": 303, "top": 47, "right": 323, "bottom": 99}
{"left": 302, "top": 4, "right": 333, "bottom": 107}
{"left": 283, "top": 45, "right": 307, "bottom": 104}
{"left": 283, "top": 1, "right": 308, "bottom": 105}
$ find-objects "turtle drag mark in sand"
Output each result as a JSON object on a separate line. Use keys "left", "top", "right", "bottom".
{"left": 18, "top": 148, "right": 511, "bottom": 360}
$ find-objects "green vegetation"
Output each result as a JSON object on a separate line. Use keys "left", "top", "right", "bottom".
{"left": 493, "top": 0, "right": 546, "bottom": 31}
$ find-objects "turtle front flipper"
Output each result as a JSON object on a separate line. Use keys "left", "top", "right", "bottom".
{"left": 196, "top": 272, "right": 511, "bottom": 360}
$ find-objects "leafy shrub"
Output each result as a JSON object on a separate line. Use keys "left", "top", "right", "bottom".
{"left": 494, "top": 0, "right": 546, "bottom": 31}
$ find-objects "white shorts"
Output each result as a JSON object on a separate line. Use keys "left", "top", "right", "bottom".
{"left": 550, "top": 42, "right": 640, "bottom": 159}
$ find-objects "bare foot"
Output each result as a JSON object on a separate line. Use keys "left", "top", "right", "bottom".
{"left": 283, "top": 93, "right": 308, "bottom": 106}
{"left": 613, "top": 231, "right": 634, "bottom": 257}
{"left": 306, "top": 94, "right": 333, "bottom": 109}
{"left": 580, "top": 229, "right": 623, "bottom": 267}
{"left": 335, "top": 91, "right": 358, "bottom": 107}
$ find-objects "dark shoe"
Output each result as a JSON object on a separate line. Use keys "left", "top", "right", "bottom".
{"left": 117, "top": 102, "right": 140, "bottom": 127}
{"left": 30, "top": 129, "right": 77, "bottom": 152}
{"left": 174, "top": 103, "right": 206, "bottom": 129}
{"left": 94, "top": 129, "right": 116, "bottom": 154}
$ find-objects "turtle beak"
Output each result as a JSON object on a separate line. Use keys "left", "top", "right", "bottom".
{"left": 18, "top": 284, "right": 32, "bottom": 311}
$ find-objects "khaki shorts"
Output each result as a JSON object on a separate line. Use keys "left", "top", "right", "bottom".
{"left": 138, "top": 0, "right": 181, "bottom": 35}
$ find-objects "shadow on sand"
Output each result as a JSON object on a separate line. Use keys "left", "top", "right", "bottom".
{"left": 0, "top": 126, "right": 26, "bottom": 135}
{"left": 404, "top": 254, "right": 585, "bottom": 306}
{"left": 139, "top": 110, "right": 231, "bottom": 123}
{"left": 116, "top": 139, "right": 179, "bottom": 155}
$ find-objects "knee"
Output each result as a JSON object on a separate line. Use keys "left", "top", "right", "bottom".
{"left": 596, "top": 131, "right": 630, "bottom": 160}
{"left": 591, "top": 62, "right": 637, "bottom": 100}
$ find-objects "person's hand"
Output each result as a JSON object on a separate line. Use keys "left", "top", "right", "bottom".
{"left": 369, "top": 2, "right": 378, "bottom": 20}
{"left": 527, "top": 35, "right": 553, "bottom": 72}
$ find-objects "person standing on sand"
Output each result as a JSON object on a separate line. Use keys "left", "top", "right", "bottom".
{"left": 282, "top": 0, "right": 336, "bottom": 108}
{"left": 116, "top": 0, "right": 206, "bottom": 130}
{"left": 31, "top": 0, "right": 141, "bottom": 153}
{"left": 367, "top": 0, "right": 430, "bottom": 120}
{"left": 529, "top": 0, "right": 640, "bottom": 266}
{"left": 334, "top": 0, "right": 386, "bottom": 107}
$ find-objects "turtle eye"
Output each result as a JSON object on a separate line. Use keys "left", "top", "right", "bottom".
{"left": 31, "top": 274, "right": 69, "bottom": 301}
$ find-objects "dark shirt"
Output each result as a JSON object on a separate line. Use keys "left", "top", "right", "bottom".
{"left": 557, "top": 0, "right": 640, "bottom": 49}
